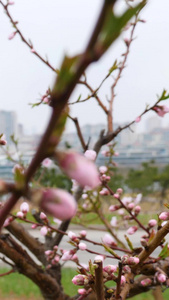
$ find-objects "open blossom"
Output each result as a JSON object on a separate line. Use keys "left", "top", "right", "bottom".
{"left": 40, "top": 188, "right": 77, "bottom": 221}
{"left": 55, "top": 150, "right": 100, "bottom": 188}
{"left": 153, "top": 105, "right": 169, "bottom": 117}
{"left": 84, "top": 150, "right": 96, "bottom": 161}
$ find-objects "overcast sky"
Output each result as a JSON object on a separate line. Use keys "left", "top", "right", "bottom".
{"left": 0, "top": 0, "right": 169, "bottom": 135}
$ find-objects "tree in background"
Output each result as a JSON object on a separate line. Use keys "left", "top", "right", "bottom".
{"left": 1, "top": 1, "right": 169, "bottom": 300}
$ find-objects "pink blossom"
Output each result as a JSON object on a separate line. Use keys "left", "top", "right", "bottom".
{"left": 42, "top": 158, "right": 52, "bottom": 168}
{"left": 45, "top": 250, "right": 53, "bottom": 256}
{"left": 40, "top": 212, "right": 47, "bottom": 220}
{"left": 156, "top": 273, "right": 166, "bottom": 283}
{"left": 109, "top": 205, "right": 120, "bottom": 212}
{"left": 102, "top": 233, "right": 117, "bottom": 247}
{"left": 134, "top": 205, "right": 141, "bottom": 215}
{"left": 153, "top": 105, "right": 169, "bottom": 117}
{"left": 53, "top": 218, "right": 62, "bottom": 225}
{"left": 103, "top": 265, "right": 117, "bottom": 275}
{"left": 16, "top": 211, "right": 24, "bottom": 218}
{"left": 120, "top": 275, "right": 126, "bottom": 285}
{"left": 110, "top": 216, "right": 117, "bottom": 227}
{"left": 94, "top": 255, "right": 105, "bottom": 262}
{"left": 61, "top": 250, "right": 74, "bottom": 261}
{"left": 8, "top": 31, "right": 17, "bottom": 40}
{"left": 148, "top": 219, "right": 157, "bottom": 227}
{"left": 72, "top": 274, "right": 89, "bottom": 286}
{"left": 68, "top": 231, "right": 77, "bottom": 240}
{"left": 3, "top": 217, "right": 13, "bottom": 227}
{"left": 55, "top": 151, "right": 100, "bottom": 188}
{"left": 20, "top": 202, "right": 29, "bottom": 214}
{"left": 79, "top": 242, "right": 87, "bottom": 250}
{"left": 79, "top": 230, "right": 87, "bottom": 237}
{"left": 121, "top": 255, "right": 139, "bottom": 265}
{"left": 40, "top": 226, "right": 48, "bottom": 236}
{"left": 31, "top": 224, "right": 37, "bottom": 229}
{"left": 128, "top": 203, "right": 134, "bottom": 210}
{"left": 116, "top": 188, "right": 123, "bottom": 194}
{"left": 141, "top": 278, "right": 152, "bottom": 286}
{"left": 135, "top": 116, "right": 141, "bottom": 123}
{"left": 82, "top": 193, "right": 88, "bottom": 199}
{"left": 84, "top": 150, "right": 96, "bottom": 161}
{"left": 135, "top": 193, "right": 142, "bottom": 204}
{"left": 40, "top": 188, "right": 77, "bottom": 221}
{"left": 99, "top": 166, "right": 108, "bottom": 174}
{"left": 159, "top": 212, "right": 169, "bottom": 221}
{"left": 127, "top": 226, "right": 138, "bottom": 235}
{"left": 118, "top": 209, "right": 125, "bottom": 215}
{"left": 99, "top": 188, "right": 109, "bottom": 196}
{"left": 113, "top": 193, "right": 119, "bottom": 199}
{"left": 122, "top": 197, "right": 132, "bottom": 205}
{"left": 78, "top": 288, "right": 87, "bottom": 295}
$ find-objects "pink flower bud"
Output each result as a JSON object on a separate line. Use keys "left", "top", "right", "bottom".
{"left": 148, "top": 219, "right": 157, "bottom": 227}
{"left": 84, "top": 150, "right": 96, "bottom": 161}
{"left": 128, "top": 203, "right": 134, "bottom": 210}
{"left": 156, "top": 273, "right": 166, "bottom": 283}
{"left": 118, "top": 209, "right": 125, "bottom": 215}
{"left": 40, "top": 226, "right": 48, "bottom": 236}
{"left": 68, "top": 231, "right": 77, "bottom": 240}
{"left": 31, "top": 224, "right": 37, "bottom": 229}
{"left": 127, "top": 226, "right": 138, "bottom": 235}
{"left": 116, "top": 188, "right": 123, "bottom": 194}
{"left": 141, "top": 278, "right": 152, "bottom": 286}
{"left": 40, "top": 188, "right": 77, "bottom": 221}
{"left": 78, "top": 288, "right": 87, "bottom": 295}
{"left": 16, "top": 211, "right": 24, "bottom": 218}
{"left": 40, "top": 212, "right": 47, "bottom": 220}
{"left": 45, "top": 250, "right": 53, "bottom": 256}
{"left": 99, "top": 188, "right": 109, "bottom": 195}
{"left": 79, "top": 242, "right": 87, "bottom": 250}
{"left": 42, "top": 158, "right": 52, "bottom": 168}
{"left": 3, "top": 217, "right": 13, "bottom": 227}
{"left": 31, "top": 48, "right": 36, "bottom": 53}
{"left": 8, "top": 31, "right": 17, "bottom": 40}
{"left": 153, "top": 105, "right": 169, "bottom": 117}
{"left": 121, "top": 255, "right": 139, "bottom": 265}
{"left": 103, "top": 265, "right": 117, "bottom": 275}
{"left": 20, "top": 202, "right": 29, "bottom": 214}
{"left": 134, "top": 205, "right": 141, "bottom": 215}
{"left": 159, "top": 212, "right": 169, "bottom": 221}
{"left": 61, "top": 250, "right": 74, "bottom": 261}
{"left": 123, "top": 265, "right": 131, "bottom": 273}
{"left": 120, "top": 275, "right": 126, "bottom": 285}
{"left": 82, "top": 193, "right": 88, "bottom": 199}
{"left": 55, "top": 151, "right": 100, "bottom": 188}
{"left": 99, "top": 166, "right": 108, "bottom": 174}
{"left": 109, "top": 205, "right": 120, "bottom": 212}
{"left": 135, "top": 116, "right": 141, "bottom": 123}
{"left": 79, "top": 230, "right": 87, "bottom": 237}
{"left": 72, "top": 274, "right": 89, "bottom": 286}
{"left": 94, "top": 255, "right": 104, "bottom": 262}
{"left": 113, "top": 193, "right": 119, "bottom": 199}
{"left": 102, "top": 233, "right": 117, "bottom": 247}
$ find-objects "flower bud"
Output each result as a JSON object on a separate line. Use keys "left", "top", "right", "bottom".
{"left": 79, "top": 242, "right": 87, "bottom": 250}
{"left": 141, "top": 278, "right": 152, "bottom": 286}
{"left": 40, "top": 226, "right": 48, "bottom": 236}
{"left": 127, "top": 226, "right": 138, "bottom": 235}
{"left": 99, "top": 166, "right": 108, "bottom": 174}
{"left": 16, "top": 211, "right": 24, "bottom": 218}
{"left": 159, "top": 212, "right": 169, "bottom": 221}
{"left": 121, "top": 255, "right": 139, "bottom": 265}
{"left": 78, "top": 288, "right": 87, "bottom": 295}
{"left": 109, "top": 205, "right": 120, "bottom": 212}
{"left": 120, "top": 275, "right": 126, "bottom": 285}
{"left": 39, "top": 188, "right": 77, "bottom": 221}
{"left": 84, "top": 150, "right": 96, "bottom": 161}
{"left": 134, "top": 205, "right": 141, "bottom": 215}
{"left": 20, "top": 202, "right": 29, "bottom": 214}
{"left": 72, "top": 274, "right": 89, "bottom": 286}
{"left": 79, "top": 230, "right": 87, "bottom": 238}
{"left": 102, "top": 233, "right": 117, "bottom": 247}
{"left": 103, "top": 265, "right": 117, "bottom": 275}
{"left": 156, "top": 272, "right": 166, "bottom": 283}
{"left": 148, "top": 219, "right": 157, "bottom": 227}
{"left": 55, "top": 150, "right": 100, "bottom": 188}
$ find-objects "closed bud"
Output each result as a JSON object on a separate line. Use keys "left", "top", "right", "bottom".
{"left": 72, "top": 274, "right": 89, "bottom": 286}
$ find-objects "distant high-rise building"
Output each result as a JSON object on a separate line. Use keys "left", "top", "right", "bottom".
{"left": 0, "top": 110, "right": 17, "bottom": 143}
{"left": 145, "top": 116, "right": 162, "bottom": 132}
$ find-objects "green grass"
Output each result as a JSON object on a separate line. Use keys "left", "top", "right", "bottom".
{"left": 0, "top": 268, "right": 169, "bottom": 299}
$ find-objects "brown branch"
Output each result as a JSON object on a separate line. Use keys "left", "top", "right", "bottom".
{"left": 68, "top": 115, "right": 87, "bottom": 151}
{"left": 0, "top": 1, "right": 58, "bottom": 73}
{"left": 115, "top": 262, "right": 123, "bottom": 300}
{"left": 6, "top": 221, "right": 47, "bottom": 265}
{"left": 94, "top": 260, "right": 104, "bottom": 300}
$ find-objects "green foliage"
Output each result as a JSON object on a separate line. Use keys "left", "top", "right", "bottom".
{"left": 125, "top": 162, "right": 158, "bottom": 195}
{"left": 108, "top": 167, "right": 125, "bottom": 192}
{"left": 34, "top": 167, "right": 72, "bottom": 191}
{"left": 155, "top": 164, "right": 169, "bottom": 197}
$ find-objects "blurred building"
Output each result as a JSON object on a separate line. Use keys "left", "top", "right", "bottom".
{"left": 0, "top": 110, "right": 18, "bottom": 143}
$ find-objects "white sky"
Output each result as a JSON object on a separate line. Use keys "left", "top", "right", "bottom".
{"left": 0, "top": 0, "right": 169, "bottom": 134}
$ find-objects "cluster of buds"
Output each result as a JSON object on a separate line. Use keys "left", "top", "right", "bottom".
{"left": 121, "top": 255, "right": 139, "bottom": 265}
{"left": 68, "top": 231, "right": 87, "bottom": 251}
{"left": 103, "top": 265, "right": 117, "bottom": 281}
{"left": 45, "top": 245, "right": 60, "bottom": 266}
{"left": 72, "top": 274, "right": 90, "bottom": 286}
{"left": 16, "top": 201, "right": 29, "bottom": 219}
